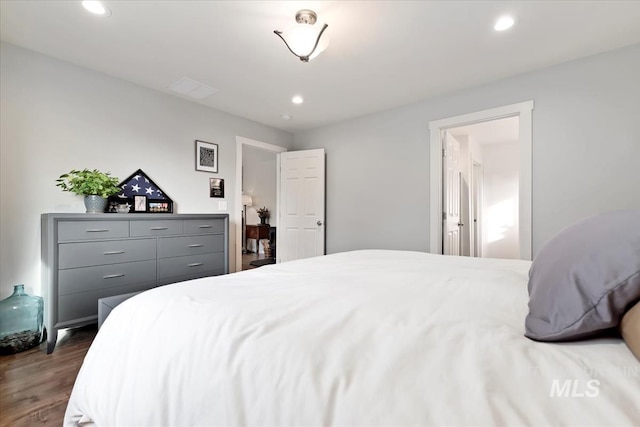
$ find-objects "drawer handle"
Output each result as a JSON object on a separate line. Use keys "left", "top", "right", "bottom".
{"left": 103, "top": 273, "right": 125, "bottom": 279}
{"left": 187, "top": 263, "right": 203, "bottom": 267}
{"left": 103, "top": 250, "right": 125, "bottom": 255}
{"left": 150, "top": 227, "right": 169, "bottom": 230}
{"left": 86, "top": 229, "right": 109, "bottom": 233}
{"left": 198, "top": 225, "right": 212, "bottom": 228}
{"left": 188, "top": 244, "right": 203, "bottom": 248}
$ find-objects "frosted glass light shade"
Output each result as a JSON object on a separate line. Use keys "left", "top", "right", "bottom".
{"left": 280, "top": 23, "right": 329, "bottom": 61}
{"left": 242, "top": 195, "right": 253, "bottom": 207}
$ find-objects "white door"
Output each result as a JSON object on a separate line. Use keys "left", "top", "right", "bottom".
{"left": 443, "top": 132, "right": 462, "bottom": 255}
{"left": 278, "top": 149, "right": 325, "bottom": 262}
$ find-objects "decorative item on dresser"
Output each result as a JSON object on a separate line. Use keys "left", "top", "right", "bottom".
{"left": 56, "top": 169, "right": 121, "bottom": 213}
{"left": 107, "top": 169, "right": 174, "bottom": 214}
{"left": 41, "top": 213, "right": 229, "bottom": 353}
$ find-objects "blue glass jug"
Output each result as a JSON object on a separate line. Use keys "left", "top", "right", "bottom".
{"left": 0, "top": 285, "right": 44, "bottom": 355}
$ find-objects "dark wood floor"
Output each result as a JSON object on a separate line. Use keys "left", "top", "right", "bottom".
{"left": 242, "top": 251, "right": 268, "bottom": 270}
{"left": 0, "top": 325, "right": 97, "bottom": 426}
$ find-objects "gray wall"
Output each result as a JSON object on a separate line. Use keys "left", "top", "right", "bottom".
{"left": 293, "top": 43, "right": 640, "bottom": 256}
{"left": 0, "top": 43, "right": 293, "bottom": 298}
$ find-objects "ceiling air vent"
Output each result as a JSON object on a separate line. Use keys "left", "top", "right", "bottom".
{"left": 168, "top": 77, "right": 219, "bottom": 99}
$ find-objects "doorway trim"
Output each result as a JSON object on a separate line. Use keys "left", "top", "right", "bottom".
{"left": 235, "top": 136, "right": 287, "bottom": 272}
{"left": 428, "top": 100, "right": 534, "bottom": 260}
{"left": 470, "top": 160, "right": 484, "bottom": 258}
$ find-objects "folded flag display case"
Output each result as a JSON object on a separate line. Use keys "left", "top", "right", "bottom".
{"left": 107, "top": 169, "right": 173, "bottom": 213}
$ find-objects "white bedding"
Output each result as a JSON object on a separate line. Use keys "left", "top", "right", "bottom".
{"left": 65, "top": 250, "right": 640, "bottom": 426}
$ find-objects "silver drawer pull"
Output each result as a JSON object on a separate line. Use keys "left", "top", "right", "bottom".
{"left": 102, "top": 273, "right": 125, "bottom": 279}
{"left": 86, "top": 229, "right": 109, "bottom": 233}
{"left": 187, "top": 263, "right": 203, "bottom": 267}
{"left": 103, "top": 250, "right": 125, "bottom": 255}
{"left": 198, "top": 225, "right": 212, "bottom": 228}
{"left": 188, "top": 244, "right": 203, "bottom": 248}
{"left": 150, "top": 226, "right": 169, "bottom": 230}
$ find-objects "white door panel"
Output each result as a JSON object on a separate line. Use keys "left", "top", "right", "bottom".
{"left": 443, "top": 132, "right": 461, "bottom": 256}
{"left": 278, "top": 149, "right": 325, "bottom": 262}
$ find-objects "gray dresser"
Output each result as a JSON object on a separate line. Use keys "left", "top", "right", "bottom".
{"left": 41, "top": 213, "right": 228, "bottom": 353}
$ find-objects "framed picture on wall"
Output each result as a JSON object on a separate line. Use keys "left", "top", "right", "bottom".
{"left": 196, "top": 140, "right": 218, "bottom": 173}
{"left": 210, "top": 178, "right": 224, "bottom": 198}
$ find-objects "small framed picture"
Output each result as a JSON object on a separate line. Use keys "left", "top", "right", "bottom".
{"left": 210, "top": 178, "right": 224, "bottom": 198}
{"left": 133, "top": 195, "right": 148, "bottom": 212}
{"left": 196, "top": 140, "right": 218, "bottom": 173}
{"left": 148, "top": 201, "right": 172, "bottom": 213}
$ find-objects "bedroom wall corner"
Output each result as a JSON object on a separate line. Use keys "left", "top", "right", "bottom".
{"left": 292, "top": 43, "right": 640, "bottom": 257}
{"left": 0, "top": 42, "right": 293, "bottom": 299}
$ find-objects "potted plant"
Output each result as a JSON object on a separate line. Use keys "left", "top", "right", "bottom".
{"left": 257, "top": 206, "right": 270, "bottom": 225}
{"left": 56, "top": 169, "right": 121, "bottom": 213}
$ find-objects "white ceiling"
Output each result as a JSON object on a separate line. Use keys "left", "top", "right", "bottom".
{"left": 450, "top": 116, "right": 519, "bottom": 146}
{"left": 2, "top": 1, "right": 640, "bottom": 133}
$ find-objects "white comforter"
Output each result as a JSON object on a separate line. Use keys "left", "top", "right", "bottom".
{"left": 65, "top": 250, "right": 640, "bottom": 426}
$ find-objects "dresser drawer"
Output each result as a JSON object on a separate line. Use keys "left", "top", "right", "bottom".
{"left": 157, "top": 235, "right": 224, "bottom": 259}
{"left": 58, "top": 259, "right": 156, "bottom": 296}
{"left": 57, "top": 282, "right": 153, "bottom": 324}
{"left": 183, "top": 219, "right": 225, "bottom": 235}
{"left": 59, "top": 239, "right": 156, "bottom": 269}
{"left": 130, "top": 220, "right": 183, "bottom": 237}
{"left": 158, "top": 253, "right": 225, "bottom": 281}
{"left": 58, "top": 220, "right": 129, "bottom": 241}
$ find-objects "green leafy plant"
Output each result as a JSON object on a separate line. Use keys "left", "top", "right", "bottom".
{"left": 56, "top": 169, "right": 121, "bottom": 198}
{"left": 257, "top": 206, "right": 270, "bottom": 219}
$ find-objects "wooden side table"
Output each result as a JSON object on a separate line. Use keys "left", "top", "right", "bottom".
{"left": 246, "top": 224, "right": 270, "bottom": 253}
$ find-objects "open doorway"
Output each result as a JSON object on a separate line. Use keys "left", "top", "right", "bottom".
{"left": 235, "top": 137, "right": 286, "bottom": 272}
{"left": 447, "top": 116, "right": 520, "bottom": 259}
{"left": 241, "top": 145, "right": 278, "bottom": 270}
{"left": 428, "top": 101, "right": 533, "bottom": 260}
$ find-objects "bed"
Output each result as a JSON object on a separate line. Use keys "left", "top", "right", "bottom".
{"left": 64, "top": 249, "right": 640, "bottom": 426}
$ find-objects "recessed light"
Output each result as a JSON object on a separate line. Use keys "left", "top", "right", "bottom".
{"left": 281, "top": 114, "right": 292, "bottom": 120}
{"left": 292, "top": 95, "right": 304, "bottom": 104}
{"left": 494, "top": 16, "right": 515, "bottom": 31}
{"left": 82, "top": 1, "right": 110, "bottom": 16}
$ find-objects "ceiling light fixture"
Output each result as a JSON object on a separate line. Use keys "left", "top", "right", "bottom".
{"left": 292, "top": 96, "right": 304, "bottom": 104}
{"left": 494, "top": 16, "right": 515, "bottom": 31}
{"left": 82, "top": 1, "right": 110, "bottom": 16}
{"left": 274, "top": 9, "right": 329, "bottom": 63}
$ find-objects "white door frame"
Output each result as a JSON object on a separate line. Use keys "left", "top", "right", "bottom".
{"left": 235, "top": 136, "right": 287, "bottom": 273}
{"left": 470, "top": 160, "right": 483, "bottom": 258}
{"left": 428, "top": 100, "right": 534, "bottom": 260}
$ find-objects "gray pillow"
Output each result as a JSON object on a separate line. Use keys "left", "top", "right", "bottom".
{"left": 525, "top": 210, "right": 640, "bottom": 341}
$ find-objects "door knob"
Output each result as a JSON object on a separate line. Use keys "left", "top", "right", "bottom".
{"left": 457, "top": 222, "right": 464, "bottom": 227}
{"left": 317, "top": 220, "right": 323, "bottom": 226}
